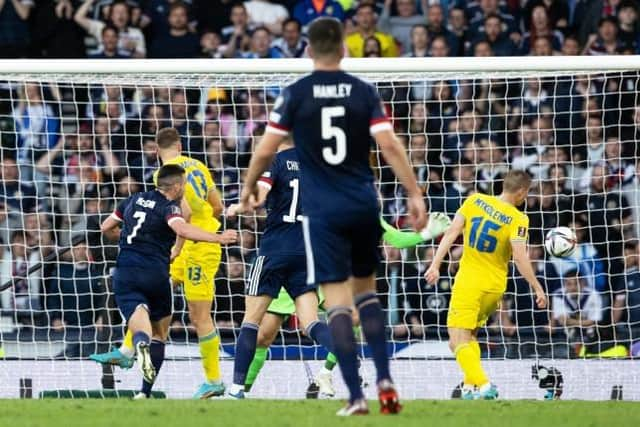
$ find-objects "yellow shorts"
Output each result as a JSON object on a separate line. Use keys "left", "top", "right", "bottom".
{"left": 170, "top": 241, "right": 222, "bottom": 302}
{"left": 447, "top": 283, "right": 503, "bottom": 330}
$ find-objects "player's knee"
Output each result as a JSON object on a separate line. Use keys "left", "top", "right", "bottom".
{"left": 256, "top": 330, "right": 274, "bottom": 347}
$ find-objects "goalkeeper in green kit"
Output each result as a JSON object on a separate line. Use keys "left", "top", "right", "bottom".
{"left": 240, "top": 213, "right": 451, "bottom": 396}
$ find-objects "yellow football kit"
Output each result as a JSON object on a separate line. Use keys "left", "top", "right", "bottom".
{"left": 155, "top": 155, "right": 222, "bottom": 301}
{"left": 447, "top": 193, "right": 529, "bottom": 330}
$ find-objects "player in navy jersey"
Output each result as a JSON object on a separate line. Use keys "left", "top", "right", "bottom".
{"left": 227, "top": 138, "right": 335, "bottom": 399}
{"left": 100, "top": 164, "right": 237, "bottom": 397}
{"left": 239, "top": 18, "right": 427, "bottom": 415}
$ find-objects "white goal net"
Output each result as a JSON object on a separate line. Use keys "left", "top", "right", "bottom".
{"left": 0, "top": 58, "right": 639, "bottom": 400}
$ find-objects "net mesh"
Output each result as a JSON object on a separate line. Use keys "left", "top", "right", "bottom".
{"left": 0, "top": 67, "right": 639, "bottom": 398}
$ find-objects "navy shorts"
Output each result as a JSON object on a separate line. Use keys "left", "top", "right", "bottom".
{"left": 113, "top": 266, "right": 172, "bottom": 322}
{"left": 245, "top": 254, "right": 316, "bottom": 299}
{"left": 302, "top": 210, "right": 382, "bottom": 285}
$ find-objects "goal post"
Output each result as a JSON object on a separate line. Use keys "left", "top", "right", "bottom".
{"left": 0, "top": 56, "right": 639, "bottom": 399}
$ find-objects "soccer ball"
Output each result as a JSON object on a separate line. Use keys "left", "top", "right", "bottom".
{"left": 544, "top": 227, "right": 577, "bottom": 258}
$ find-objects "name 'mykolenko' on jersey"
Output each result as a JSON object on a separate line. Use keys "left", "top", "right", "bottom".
{"left": 111, "top": 189, "right": 184, "bottom": 269}
{"left": 266, "top": 70, "right": 392, "bottom": 217}
{"left": 258, "top": 148, "right": 303, "bottom": 256}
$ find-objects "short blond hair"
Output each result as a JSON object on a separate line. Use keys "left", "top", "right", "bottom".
{"left": 156, "top": 127, "right": 180, "bottom": 149}
{"left": 502, "top": 169, "right": 532, "bottom": 193}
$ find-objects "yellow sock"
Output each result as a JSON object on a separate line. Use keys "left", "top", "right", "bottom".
{"left": 199, "top": 330, "right": 221, "bottom": 383}
{"left": 122, "top": 329, "right": 134, "bottom": 356}
{"left": 454, "top": 343, "right": 489, "bottom": 387}
{"left": 470, "top": 340, "right": 481, "bottom": 359}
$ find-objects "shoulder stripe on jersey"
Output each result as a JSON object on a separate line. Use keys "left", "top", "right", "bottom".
{"left": 264, "top": 123, "right": 289, "bottom": 136}
{"left": 258, "top": 180, "right": 273, "bottom": 190}
{"left": 167, "top": 216, "right": 185, "bottom": 226}
{"left": 110, "top": 211, "right": 123, "bottom": 222}
{"left": 370, "top": 121, "right": 393, "bottom": 135}
{"left": 370, "top": 117, "right": 390, "bottom": 125}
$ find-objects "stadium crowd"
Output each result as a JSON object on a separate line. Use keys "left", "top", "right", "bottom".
{"left": 1, "top": 0, "right": 640, "bottom": 359}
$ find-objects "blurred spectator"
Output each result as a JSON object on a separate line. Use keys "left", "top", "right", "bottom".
{"left": 430, "top": 34, "right": 451, "bottom": 57}
{"left": 239, "top": 26, "right": 283, "bottom": 58}
{"left": 244, "top": 0, "right": 289, "bottom": 36}
{"left": 30, "top": 0, "right": 86, "bottom": 58}
{"left": 0, "top": 157, "right": 38, "bottom": 231}
{"left": 470, "top": 13, "right": 517, "bottom": 56}
{"left": 404, "top": 24, "right": 429, "bottom": 58}
{"left": 363, "top": 36, "right": 382, "bottom": 56}
{"left": 584, "top": 16, "right": 625, "bottom": 55}
{"left": 200, "top": 30, "right": 223, "bottom": 58}
{"left": 0, "top": 0, "right": 33, "bottom": 58}
{"left": 292, "top": 0, "right": 344, "bottom": 27}
{"left": 221, "top": 2, "right": 253, "bottom": 57}
{"left": 522, "top": 0, "right": 568, "bottom": 33}
{"left": 206, "top": 135, "right": 239, "bottom": 204}
{"left": 345, "top": 3, "right": 398, "bottom": 57}
{"left": 48, "top": 242, "right": 104, "bottom": 329}
{"left": 215, "top": 252, "right": 246, "bottom": 328}
{"left": 468, "top": 0, "right": 519, "bottom": 43}
{"left": 13, "top": 83, "right": 60, "bottom": 188}
{"left": 529, "top": 35, "right": 555, "bottom": 55}
{"left": 271, "top": 18, "right": 308, "bottom": 57}
{"left": 501, "top": 246, "right": 556, "bottom": 335}
{"left": 142, "top": 0, "right": 195, "bottom": 39}
{"left": 378, "top": 0, "right": 426, "bottom": 54}
{"left": 74, "top": 0, "right": 146, "bottom": 58}
{"left": 130, "top": 137, "right": 159, "bottom": 186}
{"left": 520, "top": 5, "right": 564, "bottom": 54}
{"left": 447, "top": 7, "right": 469, "bottom": 55}
{"left": 88, "top": 25, "right": 131, "bottom": 58}
{"left": 617, "top": 0, "right": 640, "bottom": 52}
{"left": 575, "top": 163, "right": 633, "bottom": 274}
{"left": 612, "top": 241, "right": 640, "bottom": 329}
{"left": 0, "top": 230, "right": 42, "bottom": 324}
{"left": 426, "top": 4, "right": 459, "bottom": 56}
{"left": 149, "top": 2, "right": 200, "bottom": 58}
{"left": 552, "top": 266, "right": 603, "bottom": 337}
{"left": 169, "top": 89, "right": 202, "bottom": 154}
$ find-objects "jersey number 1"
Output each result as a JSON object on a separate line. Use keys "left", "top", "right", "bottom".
{"left": 283, "top": 178, "right": 299, "bottom": 223}
{"left": 127, "top": 211, "right": 147, "bottom": 244}
{"left": 321, "top": 106, "right": 346, "bottom": 165}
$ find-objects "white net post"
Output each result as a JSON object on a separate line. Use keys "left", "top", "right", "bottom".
{"left": 0, "top": 57, "right": 639, "bottom": 399}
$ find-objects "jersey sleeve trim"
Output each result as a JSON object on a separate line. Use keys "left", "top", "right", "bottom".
{"left": 258, "top": 179, "right": 273, "bottom": 190}
{"left": 266, "top": 122, "right": 290, "bottom": 136}
{"left": 167, "top": 215, "right": 185, "bottom": 226}
{"left": 110, "top": 211, "right": 123, "bottom": 222}
{"left": 370, "top": 121, "right": 393, "bottom": 135}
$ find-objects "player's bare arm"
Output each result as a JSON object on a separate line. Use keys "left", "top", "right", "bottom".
{"left": 425, "top": 213, "right": 465, "bottom": 284}
{"left": 207, "top": 188, "right": 224, "bottom": 218}
{"left": 374, "top": 129, "right": 427, "bottom": 231}
{"left": 228, "top": 181, "right": 270, "bottom": 217}
{"left": 511, "top": 241, "right": 547, "bottom": 309}
{"left": 240, "top": 131, "right": 285, "bottom": 212}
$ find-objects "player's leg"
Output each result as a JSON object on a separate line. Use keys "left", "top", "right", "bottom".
{"left": 351, "top": 217, "right": 400, "bottom": 415}
{"left": 244, "top": 311, "right": 283, "bottom": 392}
{"left": 184, "top": 244, "right": 225, "bottom": 399}
{"left": 447, "top": 284, "right": 492, "bottom": 399}
{"left": 229, "top": 294, "right": 273, "bottom": 398}
{"left": 293, "top": 290, "right": 336, "bottom": 397}
{"left": 473, "top": 291, "right": 502, "bottom": 400}
{"left": 137, "top": 314, "right": 171, "bottom": 399}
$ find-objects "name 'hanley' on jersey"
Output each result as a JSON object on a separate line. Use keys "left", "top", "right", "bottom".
{"left": 312, "top": 83, "right": 352, "bottom": 98}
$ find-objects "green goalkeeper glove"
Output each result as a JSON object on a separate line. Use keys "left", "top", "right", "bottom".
{"left": 381, "top": 212, "right": 451, "bottom": 249}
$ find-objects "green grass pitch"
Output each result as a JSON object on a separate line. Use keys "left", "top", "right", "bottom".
{"left": 0, "top": 400, "right": 636, "bottom": 427}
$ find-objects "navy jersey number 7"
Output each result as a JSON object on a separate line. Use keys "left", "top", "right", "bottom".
{"left": 266, "top": 70, "right": 392, "bottom": 216}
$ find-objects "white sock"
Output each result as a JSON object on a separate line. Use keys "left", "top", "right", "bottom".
{"left": 229, "top": 384, "right": 244, "bottom": 394}
{"left": 119, "top": 344, "right": 135, "bottom": 358}
{"left": 420, "top": 227, "right": 434, "bottom": 241}
{"left": 478, "top": 382, "right": 492, "bottom": 394}
{"left": 461, "top": 384, "right": 474, "bottom": 393}
{"left": 319, "top": 367, "right": 332, "bottom": 376}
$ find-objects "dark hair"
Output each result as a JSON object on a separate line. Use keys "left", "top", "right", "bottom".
{"left": 363, "top": 36, "right": 382, "bottom": 56}
{"left": 356, "top": 3, "right": 375, "bottom": 14}
{"left": 283, "top": 18, "right": 301, "bottom": 32}
{"left": 253, "top": 26, "right": 271, "bottom": 37}
{"left": 156, "top": 127, "right": 181, "bottom": 149}
{"left": 411, "top": 23, "right": 428, "bottom": 35}
{"left": 308, "top": 17, "right": 344, "bottom": 58}
{"left": 156, "top": 164, "right": 185, "bottom": 189}
{"left": 169, "top": 1, "right": 189, "bottom": 15}
{"left": 485, "top": 12, "right": 503, "bottom": 23}
{"left": 101, "top": 24, "right": 119, "bottom": 37}
{"left": 599, "top": 16, "right": 619, "bottom": 27}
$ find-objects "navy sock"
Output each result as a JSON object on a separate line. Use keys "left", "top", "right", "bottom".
{"left": 233, "top": 322, "right": 259, "bottom": 385}
{"left": 141, "top": 339, "right": 165, "bottom": 397}
{"left": 133, "top": 331, "right": 150, "bottom": 348}
{"left": 356, "top": 292, "right": 391, "bottom": 384}
{"left": 306, "top": 320, "right": 334, "bottom": 354}
{"left": 327, "top": 306, "right": 363, "bottom": 403}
